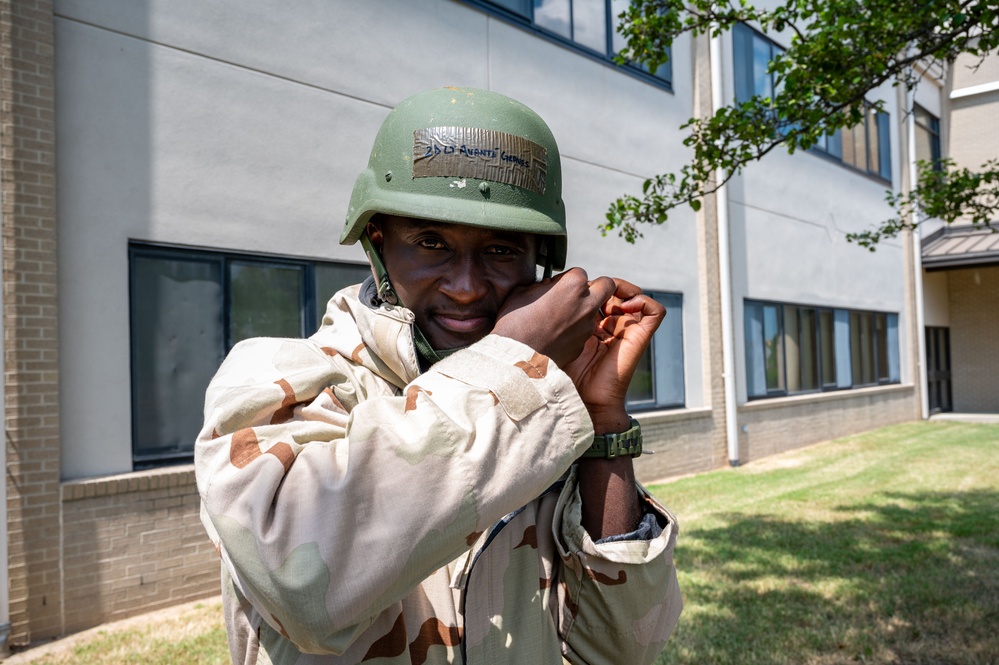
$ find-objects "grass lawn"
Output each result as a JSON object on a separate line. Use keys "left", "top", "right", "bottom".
{"left": 7, "top": 421, "right": 996, "bottom": 664}
{"left": 649, "top": 421, "right": 999, "bottom": 665}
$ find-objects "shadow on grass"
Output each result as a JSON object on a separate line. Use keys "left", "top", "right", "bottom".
{"left": 658, "top": 490, "right": 999, "bottom": 665}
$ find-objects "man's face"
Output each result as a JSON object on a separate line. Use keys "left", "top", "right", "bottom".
{"left": 367, "top": 215, "right": 539, "bottom": 350}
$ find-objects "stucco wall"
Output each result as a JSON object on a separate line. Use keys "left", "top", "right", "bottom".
{"left": 55, "top": 0, "right": 703, "bottom": 479}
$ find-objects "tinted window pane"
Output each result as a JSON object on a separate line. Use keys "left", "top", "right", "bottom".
{"left": 313, "top": 263, "right": 372, "bottom": 332}
{"left": 784, "top": 305, "right": 800, "bottom": 393}
{"left": 490, "top": 0, "right": 531, "bottom": 17}
{"left": 534, "top": 0, "right": 570, "bottom": 37}
{"left": 652, "top": 292, "right": 684, "bottom": 407}
{"left": 800, "top": 308, "right": 819, "bottom": 390}
{"left": 230, "top": 262, "right": 304, "bottom": 345}
{"left": 826, "top": 129, "right": 842, "bottom": 159}
{"left": 732, "top": 24, "right": 754, "bottom": 103}
{"left": 875, "top": 312, "right": 889, "bottom": 382}
{"left": 572, "top": 0, "right": 607, "bottom": 52}
{"left": 610, "top": 0, "right": 630, "bottom": 53}
{"left": 841, "top": 125, "right": 857, "bottom": 167}
{"left": 626, "top": 344, "right": 655, "bottom": 405}
{"left": 131, "top": 254, "right": 223, "bottom": 462}
{"left": 627, "top": 292, "right": 683, "bottom": 409}
{"left": 745, "top": 301, "right": 767, "bottom": 397}
{"left": 877, "top": 111, "right": 892, "bottom": 179}
{"left": 851, "top": 121, "right": 867, "bottom": 170}
{"left": 887, "top": 313, "right": 900, "bottom": 382}
{"left": 867, "top": 109, "right": 880, "bottom": 176}
{"left": 764, "top": 305, "right": 784, "bottom": 392}
{"left": 835, "top": 309, "right": 852, "bottom": 388}
{"left": 820, "top": 309, "right": 836, "bottom": 387}
{"left": 753, "top": 35, "right": 773, "bottom": 99}
{"left": 858, "top": 312, "right": 876, "bottom": 385}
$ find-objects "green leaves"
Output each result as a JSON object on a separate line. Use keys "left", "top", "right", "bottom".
{"left": 849, "top": 159, "right": 999, "bottom": 249}
{"left": 604, "top": 0, "right": 999, "bottom": 245}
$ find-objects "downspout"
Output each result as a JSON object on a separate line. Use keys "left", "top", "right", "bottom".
{"left": 907, "top": 87, "right": 929, "bottom": 419}
{"left": 0, "top": 143, "right": 10, "bottom": 656}
{"left": 709, "top": 30, "right": 740, "bottom": 465}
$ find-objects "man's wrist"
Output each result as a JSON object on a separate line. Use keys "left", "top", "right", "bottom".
{"left": 582, "top": 416, "right": 642, "bottom": 459}
{"left": 587, "top": 406, "right": 630, "bottom": 436}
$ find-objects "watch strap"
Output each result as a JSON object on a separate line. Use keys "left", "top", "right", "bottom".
{"left": 582, "top": 417, "right": 642, "bottom": 459}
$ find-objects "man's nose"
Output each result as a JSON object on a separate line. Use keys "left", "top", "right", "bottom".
{"left": 439, "top": 254, "right": 488, "bottom": 304}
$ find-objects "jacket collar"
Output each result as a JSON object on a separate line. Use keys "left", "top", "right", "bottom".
{"left": 311, "top": 277, "right": 423, "bottom": 388}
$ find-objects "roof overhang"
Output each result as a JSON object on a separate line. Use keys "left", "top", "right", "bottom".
{"left": 921, "top": 224, "right": 999, "bottom": 271}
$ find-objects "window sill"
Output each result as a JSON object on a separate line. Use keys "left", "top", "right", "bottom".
{"left": 741, "top": 383, "right": 914, "bottom": 411}
{"left": 633, "top": 406, "right": 713, "bottom": 425}
{"left": 62, "top": 464, "right": 197, "bottom": 502}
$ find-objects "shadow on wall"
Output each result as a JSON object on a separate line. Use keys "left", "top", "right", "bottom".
{"left": 658, "top": 490, "right": 999, "bottom": 665}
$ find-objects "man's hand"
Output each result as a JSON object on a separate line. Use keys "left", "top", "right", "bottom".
{"left": 491, "top": 268, "right": 616, "bottom": 368}
{"left": 563, "top": 279, "right": 666, "bottom": 430}
{"left": 562, "top": 279, "right": 665, "bottom": 540}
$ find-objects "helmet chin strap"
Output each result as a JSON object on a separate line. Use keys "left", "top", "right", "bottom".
{"left": 360, "top": 232, "right": 466, "bottom": 369}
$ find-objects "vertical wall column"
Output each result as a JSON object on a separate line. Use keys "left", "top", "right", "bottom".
{"left": 1, "top": 0, "right": 62, "bottom": 644}
{"left": 691, "top": 31, "right": 731, "bottom": 466}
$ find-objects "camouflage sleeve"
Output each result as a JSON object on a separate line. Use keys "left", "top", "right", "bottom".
{"left": 552, "top": 469, "right": 683, "bottom": 664}
{"left": 195, "top": 334, "right": 592, "bottom": 655}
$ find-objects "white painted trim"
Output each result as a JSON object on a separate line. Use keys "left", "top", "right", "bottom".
{"left": 950, "top": 80, "right": 999, "bottom": 100}
{"left": 710, "top": 30, "right": 740, "bottom": 466}
{"left": 908, "top": 88, "right": 930, "bottom": 420}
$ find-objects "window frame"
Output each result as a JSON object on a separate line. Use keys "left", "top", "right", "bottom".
{"left": 128, "top": 242, "right": 370, "bottom": 468}
{"left": 460, "top": 0, "right": 673, "bottom": 91}
{"left": 732, "top": 22, "right": 892, "bottom": 183}
{"left": 913, "top": 104, "right": 942, "bottom": 172}
{"left": 745, "top": 298, "right": 900, "bottom": 401}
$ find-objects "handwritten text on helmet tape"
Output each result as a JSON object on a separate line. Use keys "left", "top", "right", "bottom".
{"left": 413, "top": 127, "right": 548, "bottom": 195}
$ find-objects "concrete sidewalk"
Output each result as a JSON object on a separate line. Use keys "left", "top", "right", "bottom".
{"left": 929, "top": 413, "right": 999, "bottom": 424}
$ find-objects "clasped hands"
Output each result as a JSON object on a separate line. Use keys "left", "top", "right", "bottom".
{"left": 491, "top": 268, "right": 667, "bottom": 432}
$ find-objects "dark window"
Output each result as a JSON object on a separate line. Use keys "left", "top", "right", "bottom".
{"left": 462, "top": 0, "right": 671, "bottom": 89}
{"left": 733, "top": 23, "right": 891, "bottom": 181}
{"left": 913, "top": 105, "right": 942, "bottom": 171}
{"left": 128, "top": 243, "right": 369, "bottom": 468}
{"left": 746, "top": 299, "right": 898, "bottom": 399}
{"left": 626, "top": 292, "right": 684, "bottom": 410}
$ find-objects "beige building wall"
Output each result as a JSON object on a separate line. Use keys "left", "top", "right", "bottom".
{"left": 950, "top": 50, "right": 999, "bottom": 187}
{"left": 947, "top": 266, "right": 999, "bottom": 413}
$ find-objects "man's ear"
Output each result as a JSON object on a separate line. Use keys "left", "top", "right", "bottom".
{"left": 365, "top": 217, "right": 384, "bottom": 248}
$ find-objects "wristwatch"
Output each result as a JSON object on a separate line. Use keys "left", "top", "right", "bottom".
{"left": 582, "top": 418, "right": 642, "bottom": 458}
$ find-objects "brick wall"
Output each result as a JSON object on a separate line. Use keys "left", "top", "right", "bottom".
{"left": 948, "top": 266, "right": 999, "bottom": 413}
{"left": 60, "top": 467, "right": 219, "bottom": 634}
{"left": 634, "top": 408, "right": 716, "bottom": 483}
{"left": 1, "top": 0, "right": 62, "bottom": 643}
{"left": 737, "top": 385, "right": 916, "bottom": 461}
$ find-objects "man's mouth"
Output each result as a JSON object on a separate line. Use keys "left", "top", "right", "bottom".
{"left": 432, "top": 312, "right": 492, "bottom": 334}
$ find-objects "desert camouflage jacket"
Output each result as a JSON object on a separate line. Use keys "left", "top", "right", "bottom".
{"left": 195, "top": 279, "right": 682, "bottom": 664}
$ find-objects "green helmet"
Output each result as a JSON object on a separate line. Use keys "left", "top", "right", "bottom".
{"left": 340, "top": 87, "right": 567, "bottom": 270}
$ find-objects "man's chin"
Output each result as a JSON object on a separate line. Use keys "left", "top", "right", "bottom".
{"left": 421, "top": 326, "right": 490, "bottom": 352}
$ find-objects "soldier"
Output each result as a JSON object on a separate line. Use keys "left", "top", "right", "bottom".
{"left": 196, "top": 87, "right": 682, "bottom": 664}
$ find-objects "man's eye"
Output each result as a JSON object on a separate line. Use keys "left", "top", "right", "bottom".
{"left": 487, "top": 245, "right": 519, "bottom": 256}
{"left": 417, "top": 238, "right": 446, "bottom": 250}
